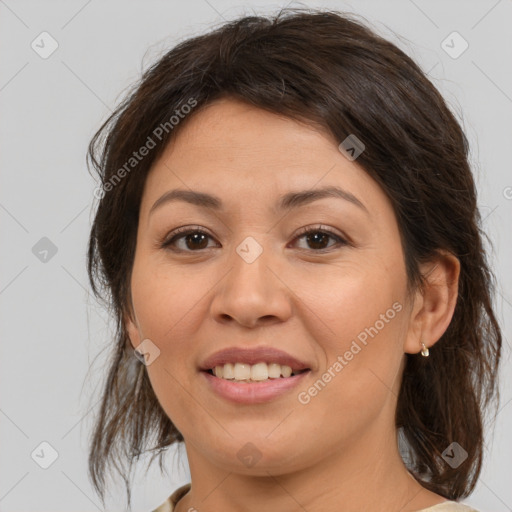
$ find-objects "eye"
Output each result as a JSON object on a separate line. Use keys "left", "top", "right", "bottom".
{"left": 159, "top": 225, "right": 347, "bottom": 253}
{"left": 160, "top": 226, "right": 218, "bottom": 252}
{"left": 290, "top": 225, "right": 347, "bottom": 252}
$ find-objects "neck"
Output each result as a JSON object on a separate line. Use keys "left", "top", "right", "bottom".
{"left": 174, "top": 422, "right": 444, "bottom": 512}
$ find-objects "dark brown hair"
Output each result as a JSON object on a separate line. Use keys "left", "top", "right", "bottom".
{"left": 86, "top": 7, "right": 502, "bottom": 509}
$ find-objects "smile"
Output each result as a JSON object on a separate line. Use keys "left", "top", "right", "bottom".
{"left": 201, "top": 366, "right": 311, "bottom": 404}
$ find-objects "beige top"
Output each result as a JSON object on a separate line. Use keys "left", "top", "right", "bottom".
{"left": 151, "top": 483, "right": 480, "bottom": 512}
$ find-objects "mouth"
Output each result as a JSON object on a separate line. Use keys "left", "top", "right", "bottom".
{"left": 201, "top": 367, "right": 311, "bottom": 384}
{"left": 201, "top": 365, "right": 311, "bottom": 404}
{"left": 198, "top": 347, "right": 313, "bottom": 402}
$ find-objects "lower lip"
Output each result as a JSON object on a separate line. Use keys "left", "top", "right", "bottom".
{"left": 201, "top": 370, "right": 311, "bottom": 404}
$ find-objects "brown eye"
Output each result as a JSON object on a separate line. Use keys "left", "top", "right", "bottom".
{"left": 181, "top": 232, "right": 210, "bottom": 250}
{"left": 291, "top": 226, "right": 347, "bottom": 252}
{"left": 161, "top": 225, "right": 347, "bottom": 253}
{"left": 161, "top": 228, "right": 217, "bottom": 252}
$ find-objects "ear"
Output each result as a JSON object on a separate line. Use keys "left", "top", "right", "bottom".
{"left": 123, "top": 299, "right": 142, "bottom": 351}
{"left": 403, "top": 249, "right": 460, "bottom": 355}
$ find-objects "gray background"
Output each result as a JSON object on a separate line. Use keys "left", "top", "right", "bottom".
{"left": 1, "top": 0, "right": 511, "bottom": 511}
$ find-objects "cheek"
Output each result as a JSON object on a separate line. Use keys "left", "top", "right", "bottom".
{"left": 130, "top": 253, "right": 206, "bottom": 343}
{"left": 298, "top": 256, "right": 405, "bottom": 348}
{"left": 131, "top": 258, "right": 207, "bottom": 430}
{"left": 296, "top": 261, "right": 407, "bottom": 410}
{"left": 294, "top": 296, "right": 406, "bottom": 446}
{"left": 129, "top": 257, "right": 210, "bottom": 418}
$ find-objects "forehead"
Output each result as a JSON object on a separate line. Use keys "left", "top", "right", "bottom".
{"left": 161, "top": 98, "right": 338, "bottom": 166}
{"left": 141, "top": 98, "right": 386, "bottom": 218}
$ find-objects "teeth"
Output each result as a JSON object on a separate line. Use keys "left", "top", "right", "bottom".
{"left": 212, "top": 362, "right": 298, "bottom": 381}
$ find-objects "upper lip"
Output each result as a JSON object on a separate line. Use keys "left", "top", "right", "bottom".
{"left": 199, "top": 346, "right": 311, "bottom": 373}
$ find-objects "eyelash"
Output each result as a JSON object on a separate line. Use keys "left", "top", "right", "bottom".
{"left": 159, "top": 225, "right": 348, "bottom": 253}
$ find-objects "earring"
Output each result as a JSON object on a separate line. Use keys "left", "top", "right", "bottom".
{"left": 420, "top": 341, "right": 430, "bottom": 357}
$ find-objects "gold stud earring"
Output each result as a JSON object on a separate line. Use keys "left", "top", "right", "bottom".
{"left": 420, "top": 341, "right": 429, "bottom": 357}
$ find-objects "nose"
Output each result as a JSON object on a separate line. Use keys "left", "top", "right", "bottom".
{"left": 209, "top": 242, "right": 293, "bottom": 328}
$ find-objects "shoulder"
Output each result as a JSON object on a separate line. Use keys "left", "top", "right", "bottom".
{"left": 416, "top": 501, "right": 480, "bottom": 512}
{"left": 151, "top": 483, "right": 191, "bottom": 512}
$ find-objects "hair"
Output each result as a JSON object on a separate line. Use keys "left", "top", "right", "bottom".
{"left": 86, "top": 7, "right": 502, "bottom": 509}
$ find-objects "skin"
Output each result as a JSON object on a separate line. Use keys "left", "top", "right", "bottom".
{"left": 125, "top": 98, "right": 460, "bottom": 512}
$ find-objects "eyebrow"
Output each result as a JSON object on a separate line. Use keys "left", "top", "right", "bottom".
{"left": 149, "top": 185, "right": 369, "bottom": 216}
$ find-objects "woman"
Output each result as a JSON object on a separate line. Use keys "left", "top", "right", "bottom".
{"left": 86, "top": 8, "right": 502, "bottom": 512}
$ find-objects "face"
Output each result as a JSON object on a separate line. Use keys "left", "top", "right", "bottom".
{"left": 125, "top": 97, "right": 419, "bottom": 475}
